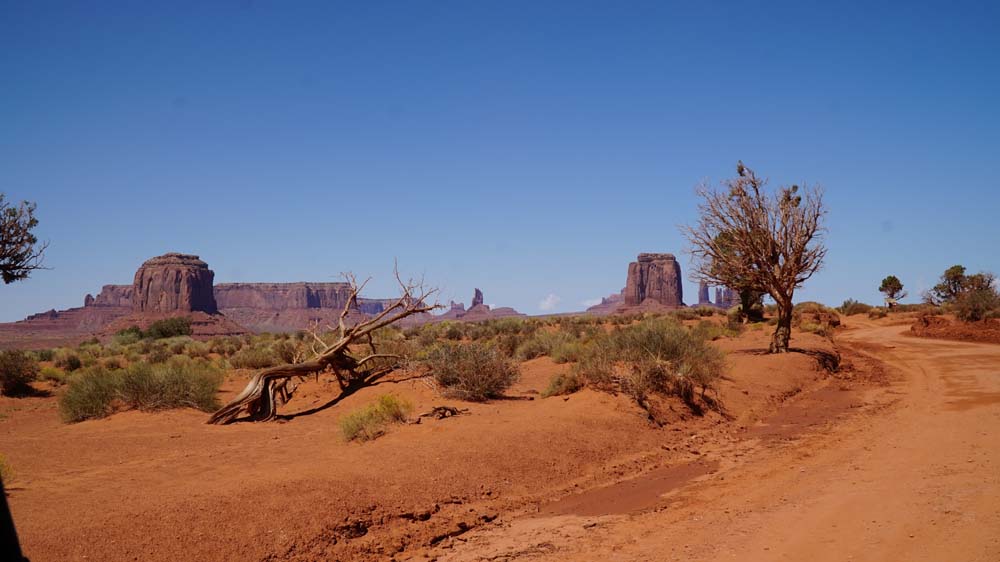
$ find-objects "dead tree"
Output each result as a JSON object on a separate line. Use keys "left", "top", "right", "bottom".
{"left": 682, "top": 162, "right": 826, "bottom": 353}
{"left": 207, "top": 269, "right": 438, "bottom": 424}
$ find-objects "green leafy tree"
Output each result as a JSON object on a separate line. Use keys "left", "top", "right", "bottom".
{"left": 878, "top": 275, "right": 906, "bottom": 305}
{"left": 927, "top": 265, "right": 966, "bottom": 304}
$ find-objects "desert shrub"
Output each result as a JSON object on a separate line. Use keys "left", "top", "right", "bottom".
{"left": 144, "top": 317, "right": 193, "bottom": 339}
{"left": 574, "top": 317, "right": 725, "bottom": 410}
{"left": 59, "top": 359, "right": 222, "bottom": 422}
{"left": 114, "top": 326, "right": 144, "bottom": 345}
{"left": 102, "top": 356, "right": 125, "bottom": 370}
{"left": 117, "top": 358, "right": 222, "bottom": 412}
{"left": 339, "top": 394, "right": 413, "bottom": 442}
{"left": 229, "top": 346, "right": 279, "bottom": 369}
{"left": 168, "top": 339, "right": 190, "bottom": 355}
{"left": 693, "top": 306, "right": 719, "bottom": 317}
{"left": 551, "top": 340, "right": 586, "bottom": 364}
{"left": 541, "top": 371, "right": 583, "bottom": 398}
{"left": 0, "top": 350, "right": 39, "bottom": 396}
{"left": 59, "top": 367, "right": 121, "bottom": 422}
{"left": 954, "top": 284, "right": 1000, "bottom": 322}
{"left": 671, "top": 308, "right": 699, "bottom": 321}
{"left": 692, "top": 319, "right": 740, "bottom": 341}
{"left": 147, "top": 346, "right": 171, "bottom": 364}
{"left": 514, "top": 330, "right": 576, "bottom": 361}
{"left": 39, "top": 366, "right": 67, "bottom": 385}
{"left": 208, "top": 336, "right": 242, "bottom": 357}
{"left": 184, "top": 340, "right": 211, "bottom": 359}
{"left": 54, "top": 349, "right": 83, "bottom": 372}
{"left": 426, "top": 342, "right": 519, "bottom": 401}
{"left": 441, "top": 322, "right": 464, "bottom": 341}
{"left": 838, "top": 299, "right": 873, "bottom": 316}
{"left": 868, "top": 307, "right": 888, "bottom": 319}
{"left": 34, "top": 348, "right": 55, "bottom": 362}
{"left": 270, "top": 340, "right": 299, "bottom": 364}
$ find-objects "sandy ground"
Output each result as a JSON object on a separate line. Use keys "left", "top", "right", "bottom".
{"left": 1, "top": 319, "right": 996, "bottom": 560}
{"left": 436, "top": 318, "right": 1000, "bottom": 562}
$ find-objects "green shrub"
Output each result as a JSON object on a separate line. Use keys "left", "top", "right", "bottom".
{"left": 117, "top": 358, "right": 222, "bottom": 412}
{"left": 147, "top": 346, "right": 171, "bottom": 364}
{"left": 102, "top": 356, "right": 125, "bottom": 370}
{"left": 954, "top": 284, "right": 1000, "bottom": 322}
{"left": 59, "top": 359, "right": 222, "bottom": 422}
{"left": 868, "top": 308, "right": 888, "bottom": 320}
{"left": 114, "top": 326, "right": 143, "bottom": 345}
{"left": 144, "top": 317, "right": 193, "bottom": 339}
{"left": 54, "top": 350, "right": 83, "bottom": 372}
{"left": 541, "top": 371, "right": 583, "bottom": 398}
{"left": 0, "top": 350, "right": 39, "bottom": 396}
{"left": 39, "top": 366, "right": 67, "bottom": 385}
{"left": 515, "top": 330, "right": 576, "bottom": 361}
{"left": 838, "top": 299, "right": 873, "bottom": 316}
{"left": 34, "top": 348, "right": 55, "bottom": 362}
{"left": 59, "top": 367, "right": 121, "bottom": 422}
{"left": 692, "top": 319, "right": 740, "bottom": 341}
{"left": 426, "top": 342, "right": 520, "bottom": 401}
{"left": 574, "top": 317, "right": 725, "bottom": 410}
{"left": 229, "top": 347, "right": 280, "bottom": 369}
{"left": 671, "top": 308, "right": 699, "bottom": 321}
{"left": 339, "top": 394, "right": 413, "bottom": 442}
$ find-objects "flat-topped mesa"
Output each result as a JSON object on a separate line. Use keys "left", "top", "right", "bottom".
{"left": 214, "top": 282, "right": 355, "bottom": 310}
{"left": 132, "top": 253, "right": 218, "bottom": 314}
{"left": 624, "top": 252, "right": 684, "bottom": 308}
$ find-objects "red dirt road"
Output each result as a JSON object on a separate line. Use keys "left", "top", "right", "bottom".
{"left": 435, "top": 320, "right": 1000, "bottom": 561}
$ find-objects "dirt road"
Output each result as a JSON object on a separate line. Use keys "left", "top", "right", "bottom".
{"left": 436, "top": 321, "right": 1000, "bottom": 561}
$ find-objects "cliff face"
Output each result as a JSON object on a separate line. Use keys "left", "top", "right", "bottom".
{"left": 214, "top": 283, "right": 355, "bottom": 311}
{"left": 132, "top": 254, "right": 217, "bottom": 314}
{"left": 623, "top": 253, "right": 684, "bottom": 308}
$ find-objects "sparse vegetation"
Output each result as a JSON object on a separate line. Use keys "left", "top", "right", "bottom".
{"left": 574, "top": 317, "right": 725, "bottom": 412}
{"left": 426, "top": 342, "right": 520, "bottom": 401}
{"left": 0, "top": 350, "right": 39, "bottom": 396}
{"left": 339, "top": 394, "right": 413, "bottom": 442}
{"left": 58, "top": 358, "right": 223, "bottom": 423}
{"left": 838, "top": 299, "right": 873, "bottom": 316}
{"left": 879, "top": 275, "right": 906, "bottom": 306}
{"left": 924, "top": 265, "right": 999, "bottom": 322}
{"left": 541, "top": 371, "right": 583, "bottom": 398}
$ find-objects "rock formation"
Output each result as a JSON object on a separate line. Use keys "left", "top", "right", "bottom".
{"left": 623, "top": 253, "right": 684, "bottom": 308}
{"left": 471, "top": 288, "right": 484, "bottom": 308}
{"left": 132, "top": 253, "right": 217, "bottom": 314}
{"left": 431, "top": 290, "right": 525, "bottom": 322}
{"left": 698, "top": 282, "right": 711, "bottom": 306}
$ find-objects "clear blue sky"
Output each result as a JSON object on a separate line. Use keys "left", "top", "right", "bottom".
{"left": 2, "top": 1, "right": 998, "bottom": 322}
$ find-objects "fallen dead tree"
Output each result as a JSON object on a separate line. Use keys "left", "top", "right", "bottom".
{"left": 207, "top": 269, "right": 438, "bottom": 424}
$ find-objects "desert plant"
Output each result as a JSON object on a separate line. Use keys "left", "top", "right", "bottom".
{"left": 59, "top": 367, "right": 121, "bottom": 422}
{"left": 868, "top": 307, "right": 888, "bottom": 319}
{"left": 683, "top": 161, "right": 826, "bottom": 353}
{"left": 39, "top": 366, "right": 67, "bottom": 385}
{"left": 0, "top": 350, "right": 39, "bottom": 396}
{"left": 339, "top": 394, "right": 413, "bottom": 442}
{"left": 541, "top": 371, "right": 583, "bottom": 398}
{"left": 0, "top": 193, "right": 47, "bottom": 284}
{"left": 426, "top": 342, "right": 519, "bottom": 401}
{"left": 879, "top": 275, "right": 907, "bottom": 305}
{"left": 229, "top": 346, "right": 280, "bottom": 369}
{"left": 575, "top": 317, "right": 726, "bottom": 411}
{"left": 34, "top": 348, "right": 55, "bottom": 362}
{"left": 954, "top": 274, "right": 1000, "bottom": 322}
{"left": 114, "top": 326, "right": 143, "bottom": 345}
{"left": 54, "top": 349, "right": 83, "bottom": 372}
{"left": 838, "top": 299, "right": 873, "bottom": 316}
{"left": 144, "top": 317, "right": 193, "bottom": 339}
{"left": 117, "top": 358, "right": 222, "bottom": 412}
{"left": 59, "top": 359, "right": 222, "bottom": 422}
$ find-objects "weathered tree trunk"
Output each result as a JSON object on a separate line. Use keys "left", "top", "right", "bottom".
{"left": 770, "top": 300, "right": 793, "bottom": 353}
{"left": 207, "top": 269, "right": 438, "bottom": 425}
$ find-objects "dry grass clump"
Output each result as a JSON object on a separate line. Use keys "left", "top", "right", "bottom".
{"left": 574, "top": 317, "right": 725, "bottom": 412}
{"left": 838, "top": 298, "right": 873, "bottom": 316}
{"left": 59, "top": 357, "right": 223, "bottom": 422}
{"left": 339, "top": 394, "right": 413, "bottom": 442}
{"left": 0, "top": 350, "right": 39, "bottom": 396}
{"left": 541, "top": 371, "right": 583, "bottom": 398}
{"left": 425, "top": 342, "right": 519, "bottom": 401}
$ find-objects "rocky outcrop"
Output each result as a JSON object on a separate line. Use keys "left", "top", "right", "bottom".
{"left": 92, "top": 285, "right": 133, "bottom": 307}
{"left": 698, "top": 282, "right": 711, "bottom": 306}
{"left": 431, "top": 290, "right": 525, "bottom": 323}
{"left": 214, "top": 283, "right": 354, "bottom": 311}
{"left": 132, "top": 254, "right": 217, "bottom": 314}
{"left": 472, "top": 288, "right": 484, "bottom": 308}
{"left": 623, "top": 253, "right": 684, "bottom": 308}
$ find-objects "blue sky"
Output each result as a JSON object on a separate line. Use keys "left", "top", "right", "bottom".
{"left": 2, "top": 1, "right": 998, "bottom": 322}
